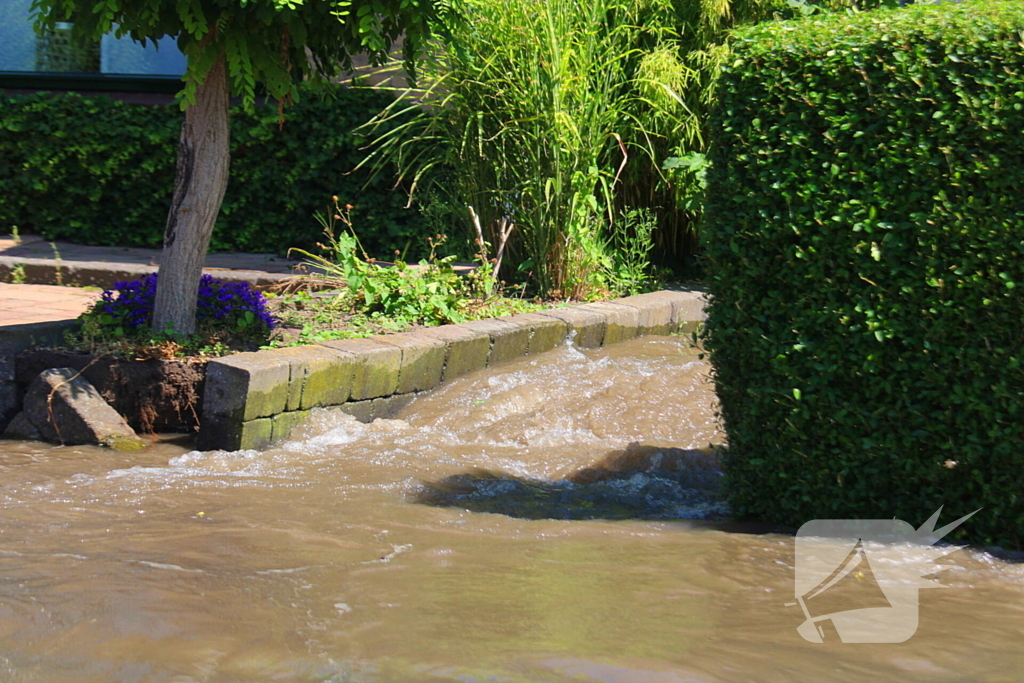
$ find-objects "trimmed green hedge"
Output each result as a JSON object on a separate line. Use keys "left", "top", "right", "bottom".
{"left": 0, "top": 85, "right": 428, "bottom": 256}
{"left": 703, "top": 0, "right": 1024, "bottom": 546}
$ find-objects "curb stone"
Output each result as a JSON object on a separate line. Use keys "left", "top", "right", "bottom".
{"left": 0, "top": 256, "right": 292, "bottom": 290}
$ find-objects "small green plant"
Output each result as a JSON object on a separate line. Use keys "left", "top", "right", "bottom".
{"left": 9, "top": 264, "right": 26, "bottom": 284}
{"left": 49, "top": 241, "right": 63, "bottom": 286}
{"left": 275, "top": 199, "right": 545, "bottom": 345}
{"left": 287, "top": 199, "right": 473, "bottom": 327}
{"left": 607, "top": 208, "right": 658, "bottom": 296}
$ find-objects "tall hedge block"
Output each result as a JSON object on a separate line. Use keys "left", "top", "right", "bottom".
{"left": 0, "top": 84, "right": 427, "bottom": 257}
{"left": 704, "top": 0, "right": 1024, "bottom": 547}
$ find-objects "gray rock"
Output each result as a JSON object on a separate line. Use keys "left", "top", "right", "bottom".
{"left": 22, "top": 368, "right": 146, "bottom": 451}
{"left": 2, "top": 411, "right": 41, "bottom": 441}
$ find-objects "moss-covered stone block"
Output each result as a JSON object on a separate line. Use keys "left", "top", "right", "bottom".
{"left": 303, "top": 348, "right": 357, "bottom": 408}
{"left": 257, "top": 347, "right": 308, "bottom": 411}
{"left": 611, "top": 291, "right": 705, "bottom": 334}
{"left": 371, "top": 392, "right": 418, "bottom": 420}
{"left": 419, "top": 325, "right": 491, "bottom": 381}
{"left": 457, "top": 318, "right": 531, "bottom": 366}
{"left": 508, "top": 313, "right": 568, "bottom": 355}
{"left": 320, "top": 338, "right": 401, "bottom": 400}
{"left": 203, "top": 352, "right": 291, "bottom": 422}
{"left": 337, "top": 399, "right": 375, "bottom": 423}
{"left": 274, "top": 345, "right": 359, "bottom": 409}
{"left": 676, "top": 320, "right": 703, "bottom": 337}
{"left": 666, "top": 290, "right": 708, "bottom": 331}
{"left": 537, "top": 307, "right": 606, "bottom": 348}
{"left": 614, "top": 293, "right": 674, "bottom": 336}
{"left": 237, "top": 417, "right": 273, "bottom": 451}
{"left": 380, "top": 333, "right": 446, "bottom": 394}
{"left": 199, "top": 413, "right": 273, "bottom": 452}
{"left": 271, "top": 409, "right": 310, "bottom": 443}
{"left": 578, "top": 301, "right": 640, "bottom": 345}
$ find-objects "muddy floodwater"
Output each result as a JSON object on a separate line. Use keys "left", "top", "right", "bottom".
{"left": 0, "top": 337, "right": 1021, "bottom": 682}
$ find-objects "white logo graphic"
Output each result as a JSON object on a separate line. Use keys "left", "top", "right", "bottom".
{"left": 790, "top": 507, "right": 978, "bottom": 643}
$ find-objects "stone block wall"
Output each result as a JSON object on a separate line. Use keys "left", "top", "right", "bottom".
{"left": 198, "top": 290, "right": 706, "bottom": 451}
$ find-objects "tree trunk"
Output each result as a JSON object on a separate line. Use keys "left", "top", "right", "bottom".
{"left": 152, "top": 53, "right": 231, "bottom": 336}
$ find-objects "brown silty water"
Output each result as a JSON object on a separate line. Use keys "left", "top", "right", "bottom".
{"left": 0, "top": 336, "right": 1021, "bottom": 682}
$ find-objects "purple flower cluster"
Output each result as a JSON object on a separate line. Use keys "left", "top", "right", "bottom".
{"left": 96, "top": 274, "right": 158, "bottom": 328}
{"left": 195, "top": 275, "right": 276, "bottom": 330}
{"left": 93, "top": 274, "right": 275, "bottom": 333}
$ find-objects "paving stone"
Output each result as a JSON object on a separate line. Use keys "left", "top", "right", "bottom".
{"left": 536, "top": 307, "right": 606, "bottom": 348}
{"left": 378, "top": 333, "right": 446, "bottom": 394}
{"left": 418, "top": 325, "right": 491, "bottom": 381}
{"left": 203, "top": 352, "right": 291, "bottom": 422}
{"left": 577, "top": 301, "right": 640, "bottom": 345}
{"left": 457, "top": 318, "right": 531, "bottom": 366}
{"left": 0, "top": 256, "right": 291, "bottom": 290}
{"left": 320, "top": 338, "right": 401, "bottom": 400}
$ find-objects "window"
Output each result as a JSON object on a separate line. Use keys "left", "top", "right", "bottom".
{"left": 0, "top": 0, "right": 185, "bottom": 81}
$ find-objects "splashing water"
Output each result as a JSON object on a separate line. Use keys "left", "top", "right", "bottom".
{"left": 0, "top": 337, "right": 1021, "bottom": 682}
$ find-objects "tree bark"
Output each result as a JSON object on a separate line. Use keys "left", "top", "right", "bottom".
{"left": 152, "top": 52, "right": 231, "bottom": 336}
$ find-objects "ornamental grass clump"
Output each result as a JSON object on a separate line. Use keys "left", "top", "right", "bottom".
{"left": 360, "top": 0, "right": 796, "bottom": 293}
{"left": 75, "top": 274, "right": 275, "bottom": 357}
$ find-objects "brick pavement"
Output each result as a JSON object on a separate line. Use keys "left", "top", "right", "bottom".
{"left": 0, "top": 231, "right": 296, "bottom": 328}
{"left": 0, "top": 283, "right": 102, "bottom": 327}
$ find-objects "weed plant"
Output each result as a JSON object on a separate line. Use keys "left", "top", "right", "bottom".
{"left": 273, "top": 199, "right": 541, "bottom": 345}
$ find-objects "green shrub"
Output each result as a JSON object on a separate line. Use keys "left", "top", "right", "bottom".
{"left": 0, "top": 85, "right": 429, "bottom": 257}
{"left": 703, "top": 0, "right": 1024, "bottom": 546}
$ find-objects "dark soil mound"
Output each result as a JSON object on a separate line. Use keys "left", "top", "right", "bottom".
{"left": 16, "top": 350, "right": 206, "bottom": 434}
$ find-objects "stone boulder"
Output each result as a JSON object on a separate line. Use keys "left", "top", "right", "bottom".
{"left": 2, "top": 411, "right": 41, "bottom": 441}
{"left": 15, "top": 368, "right": 147, "bottom": 451}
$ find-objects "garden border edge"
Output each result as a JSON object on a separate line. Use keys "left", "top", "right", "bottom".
{"left": 197, "top": 289, "right": 707, "bottom": 451}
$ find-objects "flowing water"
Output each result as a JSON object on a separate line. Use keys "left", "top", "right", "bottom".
{"left": 0, "top": 336, "right": 1021, "bottom": 682}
